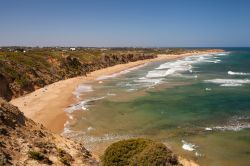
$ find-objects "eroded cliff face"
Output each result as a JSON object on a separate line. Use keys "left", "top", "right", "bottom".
{"left": 0, "top": 98, "right": 98, "bottom": 165}
{"left": 0, "top": 52, "right": 156, "bottom": 101}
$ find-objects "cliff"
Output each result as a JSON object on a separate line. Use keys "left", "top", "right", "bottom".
{"left": 0, "top": 98, "right": 98, "bottom": 165}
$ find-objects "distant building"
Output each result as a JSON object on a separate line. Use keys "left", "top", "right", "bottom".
{"left": 69, "top": 48, "right": 76, "bottom": 51}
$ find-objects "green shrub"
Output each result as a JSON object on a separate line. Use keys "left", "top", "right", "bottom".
{"left": 102, "top": 138, "right": 181, "bottom": 166}
{"left": 28, "top": 151, "right": 45, "bottom": 160}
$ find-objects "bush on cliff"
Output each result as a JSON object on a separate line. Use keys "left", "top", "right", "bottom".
{"left": 102, "top": 138, "right": 181, "bottom": 166}
{"left": 28, "top": 151, "right": 52, "bottom": 165}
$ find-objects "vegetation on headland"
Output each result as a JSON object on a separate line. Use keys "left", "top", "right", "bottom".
{"left": 102, "top": 138, "right": 182, "bottom": 166}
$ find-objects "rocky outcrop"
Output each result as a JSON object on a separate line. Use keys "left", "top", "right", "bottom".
{"left": 0, "top": 98, "right": 98, "bottom": 165}
{"left": 0, "top": 52, "right": 156, "bottom": 101}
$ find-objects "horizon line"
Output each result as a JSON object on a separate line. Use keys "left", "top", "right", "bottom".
{"left": 1, "top": 46, "right": 250, "bottom": 48}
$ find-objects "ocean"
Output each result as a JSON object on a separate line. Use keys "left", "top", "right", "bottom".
{"left": 63, "top": 48, "right": 250, "bottom": 166}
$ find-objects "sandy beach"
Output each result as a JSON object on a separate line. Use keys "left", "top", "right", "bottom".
{"left": 10, "top": 50, "right": 223, "bottom": 133}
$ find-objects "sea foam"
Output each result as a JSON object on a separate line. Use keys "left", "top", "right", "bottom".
{"left": 213, "top": 124, "right": 250, "bottom": 131}
{"left": 216, "top": 52, "right": 230, "bottom": 56}
{"left": 211, "top": 116, "right": 250, "bottom": 131}
{"left": 64, "top": 97, "right": 105, "bottom": 113}
{"left": 130, "top": 52, "right": 228, "bottom": 89}
{"left": 204, "top": 79, "right": 250, "bottom": 87}
{"left": 181, "top": 140, "right": 197, "bottom": 151}
{"left": 228, "top": 71, "right": 250, "bottom": 76}
{"left": 63, "top": 121, "right": 72, "bottom": 134}
{"left": 147, "top": 53, "right": 224, "bottom": 80}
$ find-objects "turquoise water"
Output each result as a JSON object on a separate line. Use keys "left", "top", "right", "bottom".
{"left": 64, "top": 49, "right": 250, "bottom": 165}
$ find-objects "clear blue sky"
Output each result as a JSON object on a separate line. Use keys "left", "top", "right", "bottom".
{"left": 0, "top": 0, "right": 250, "bottom": 47}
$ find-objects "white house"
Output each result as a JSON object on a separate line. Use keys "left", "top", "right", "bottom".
{"left": 69, "top": 47, "right": 76, "bottom": 51}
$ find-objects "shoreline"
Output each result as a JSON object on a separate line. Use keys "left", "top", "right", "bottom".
{"left": 10, "top": 50, "right": 223, "bottom": 133}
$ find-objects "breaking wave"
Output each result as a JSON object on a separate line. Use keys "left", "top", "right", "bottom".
{"left": 181, "top": 140, "right": 197, "bottom": 151}
{"left": 204, "top": 79, "right": 250, "bottom": 87}
{"left": 64, "top": 97, "right": 105, "bottom": 113}
{"left": 63, "top": 121, "right": 71, "bottom": 134}
{"left": 216, "top": 52, "right": 230, "bottom": 56}
{"left": 206, "top": 116, "right": 250, "bottom": 131}
{"left": 130, "top": 52, "right": 228, "bottom": 88}
{"left": 228, "top": 71, "right": 250, "bottom": 76}
{"left": 213, "top": 124, "right": 250, "bottom": 131}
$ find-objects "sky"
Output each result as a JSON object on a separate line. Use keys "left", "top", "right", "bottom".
{"left": 0, "top": 0, "right": 250, "bottom": 47}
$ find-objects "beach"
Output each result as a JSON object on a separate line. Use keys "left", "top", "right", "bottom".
{"left": 10, "top": 50, "right": 223, "bottom": 133}
{"left": 9, "top": 50, "right": 227, "bottom": 166}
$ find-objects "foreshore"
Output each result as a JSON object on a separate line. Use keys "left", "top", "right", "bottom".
{"left": 10, "top": 49, "right": 223, "bottom": 133}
